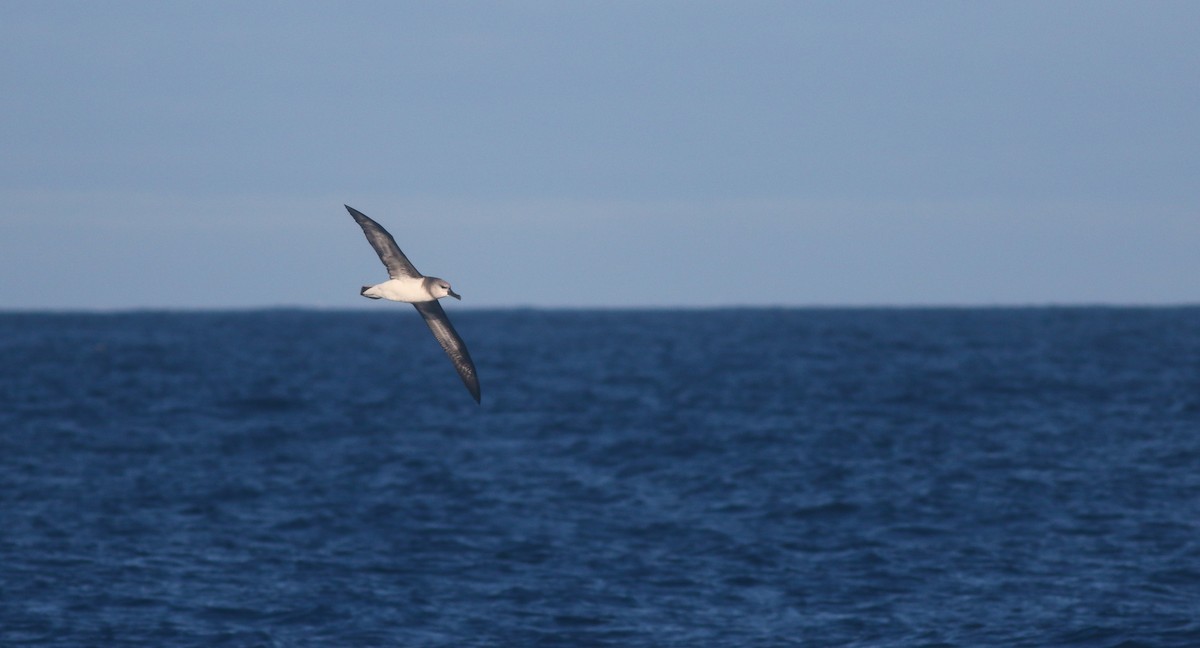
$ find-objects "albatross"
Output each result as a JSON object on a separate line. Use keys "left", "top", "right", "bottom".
{"left": 345, "top": 205, "right": 481, "bottom": 404}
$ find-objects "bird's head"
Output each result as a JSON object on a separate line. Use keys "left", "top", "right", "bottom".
{"left": 430, "top": 278, "right": 461, "bottom": 300}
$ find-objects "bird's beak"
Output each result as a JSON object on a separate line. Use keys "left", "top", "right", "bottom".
{"left": 449, "top": 289, "right": 462, "bottom": 300}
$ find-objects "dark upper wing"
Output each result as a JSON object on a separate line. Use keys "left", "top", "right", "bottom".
{"left": 413, "top": 300, "right": 481, "bottom": 404}
{"left": 345, "top": 205, "right": 421, "bottom": 279}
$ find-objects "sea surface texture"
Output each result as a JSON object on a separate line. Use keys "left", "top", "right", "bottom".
{"left": 2, "top": 308, "right": 1198, "bottom": 647}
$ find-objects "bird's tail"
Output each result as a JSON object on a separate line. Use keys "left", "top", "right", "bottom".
{"left": 361, "top": 286, "right": 382, "bottom": 299}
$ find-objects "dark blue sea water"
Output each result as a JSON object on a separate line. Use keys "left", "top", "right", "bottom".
{"left": 2, "top": 308, "right": 1199, "bottom": 647}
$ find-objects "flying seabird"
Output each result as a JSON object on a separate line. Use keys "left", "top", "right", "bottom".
{"left": 345, "top": 205, "right": 481, "bottom": 403}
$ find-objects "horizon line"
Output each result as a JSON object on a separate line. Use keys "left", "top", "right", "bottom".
{"left": 2, "top": 301, "right": 1199, "bottom": 315}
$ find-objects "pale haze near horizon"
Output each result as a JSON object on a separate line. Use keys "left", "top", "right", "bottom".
{"left": 1, "top": 2, "right": 1197, "bottom": 310}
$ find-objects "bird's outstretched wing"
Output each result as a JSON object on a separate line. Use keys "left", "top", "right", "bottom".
{"left": 413, "top": 300, "right": 481, "bottom": 403}
{"left": 345, "top": 205, "right": 421, "bottom": 279}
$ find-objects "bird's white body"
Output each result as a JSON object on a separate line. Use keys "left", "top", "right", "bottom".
{"left": 363, "top": 278, "right": 435, "bottom": 302}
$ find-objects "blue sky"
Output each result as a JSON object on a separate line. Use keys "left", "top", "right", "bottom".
{"left": 2, "top": 1, "right": 1197, "bottom": 309}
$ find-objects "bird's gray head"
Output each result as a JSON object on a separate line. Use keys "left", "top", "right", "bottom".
{"left": 428, "top": 277, "right": 461, "bottom": 300}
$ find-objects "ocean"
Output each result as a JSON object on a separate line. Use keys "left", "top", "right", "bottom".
{"left": 1, "top": 308, "right": 1198, "bottom": 647}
